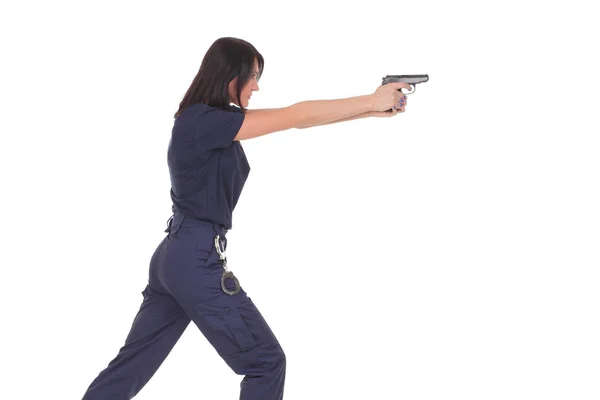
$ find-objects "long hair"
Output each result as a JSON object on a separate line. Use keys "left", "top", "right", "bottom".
{"left": 174, "top": 37, "right": 264, "bottom": 118}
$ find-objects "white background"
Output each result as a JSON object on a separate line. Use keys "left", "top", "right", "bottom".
{"left": 1, "top": 1, "right": 599, "bottom": 399}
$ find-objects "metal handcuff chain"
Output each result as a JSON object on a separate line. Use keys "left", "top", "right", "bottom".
{"left": 214, "top": 234, "right": 241, "bottom": 295}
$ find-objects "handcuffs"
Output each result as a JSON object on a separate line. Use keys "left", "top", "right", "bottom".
{"left": 214, "top": 234, "right": 241, "bottom": 296}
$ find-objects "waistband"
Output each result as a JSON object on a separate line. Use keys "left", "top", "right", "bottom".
{"left": 164, "top": 212, "right": 228, "bottom": 236}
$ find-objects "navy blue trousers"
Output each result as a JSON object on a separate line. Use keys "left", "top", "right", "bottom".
{"left": 82, "top": 212, "right": 286, "bottom": 399}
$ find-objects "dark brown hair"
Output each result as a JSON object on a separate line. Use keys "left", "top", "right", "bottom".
{"left": 174, "top": 37, "right": 264, "bottom": 118}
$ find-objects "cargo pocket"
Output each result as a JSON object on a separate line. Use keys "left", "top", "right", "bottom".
{"left": 195, "top": 299, "right": 257, "bottom": 355}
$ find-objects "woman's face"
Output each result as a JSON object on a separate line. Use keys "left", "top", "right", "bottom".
{"left": 228, "top": 59, "right": 260, "bottom": 108}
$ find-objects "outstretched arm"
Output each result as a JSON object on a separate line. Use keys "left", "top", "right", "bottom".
{"left": 247, "top": 109, "right": 376, "bottom": 129}
{"left": 236, "top": 83, "right": 407, "bottom": 141}
{"left": 297, "top": 111, "right": 375, "bottom": 129}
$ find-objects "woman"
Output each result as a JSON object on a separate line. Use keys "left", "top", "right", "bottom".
{"left": 81, "top": 37, "right": 409, "bottom": 400}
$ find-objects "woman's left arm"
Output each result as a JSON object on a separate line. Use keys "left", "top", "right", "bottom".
{"left": 297, "top": 111, "right": 375, "bottom": 129}
{"left": 246, "top": 109, "right": 396, "bottom": 129}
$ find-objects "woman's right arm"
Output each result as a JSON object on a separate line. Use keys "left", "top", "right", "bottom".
{"left": 235, "top": 82, "right": 410, "bottom": 141}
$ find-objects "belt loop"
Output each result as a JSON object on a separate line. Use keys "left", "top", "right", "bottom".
{"left": 165, "top": 212, "right": 185, "bottom": 234}
{"left": 164, "top": 215, "right": 174, "bottom": 233}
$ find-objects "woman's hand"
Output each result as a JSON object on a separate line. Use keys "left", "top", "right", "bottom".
{"left": 370, "top": 82, "right": 411, "bottom": 113}
{"left": 370, "top": 84, "right": 408, "bottom": 117}
{"left": 371, "top": 96, "right": 407, "bottom": 117}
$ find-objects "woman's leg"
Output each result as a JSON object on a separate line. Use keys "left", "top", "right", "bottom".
{"left": 82, "top": 232, "right": 191, "bottom": 400}
{"left": 163, "top": 227, "right": 286, "bottom": 400}
{"left": 82, "top": 284, "right": 190, "bottom": 399}
{"left": 221, "top": 291, "right": 287, "bottom": 400}
{"left": 173, "top": 277, "right": 287, "bottom": 400}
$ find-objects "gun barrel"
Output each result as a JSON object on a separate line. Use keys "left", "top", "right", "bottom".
{"left": 382, "top": 74, "right": 429, "bottom": 84}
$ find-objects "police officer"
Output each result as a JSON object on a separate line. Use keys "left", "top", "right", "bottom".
{"left": 81, "top": 36, "right": 409, "bottom": 400}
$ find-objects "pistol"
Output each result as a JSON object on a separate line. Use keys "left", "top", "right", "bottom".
{"left": 382, "top": 74, "right": 429, "bottom": 95}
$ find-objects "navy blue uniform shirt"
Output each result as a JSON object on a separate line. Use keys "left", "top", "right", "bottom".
{"left": 167, "top": 103, "right": 250, "bottom": 230}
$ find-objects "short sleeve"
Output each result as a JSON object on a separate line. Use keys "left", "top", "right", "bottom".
{"left": 194, "top": 107, "right": 245, "bottom": 150}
